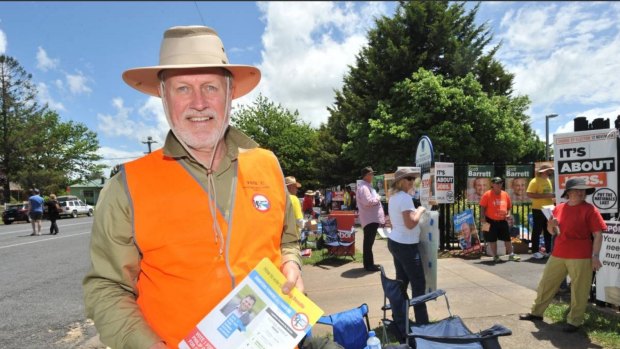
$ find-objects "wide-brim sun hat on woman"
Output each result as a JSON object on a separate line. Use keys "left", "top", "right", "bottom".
{"left": 561, "top": 178, "right": 595, "bottom": 198}
{"left": 393, "top": 167, "right": 420, "bottom": 182}
{"left": 122, "top": 26, "right": 261, "bottom": 99}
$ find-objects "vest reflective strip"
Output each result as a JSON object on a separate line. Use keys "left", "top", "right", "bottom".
{"left": 123, "top": 148, "right": 285, "bottom": 346}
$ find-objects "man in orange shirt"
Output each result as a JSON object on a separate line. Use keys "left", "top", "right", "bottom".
{"left": 480, "top": 177, "right": 520, "bottom": 263}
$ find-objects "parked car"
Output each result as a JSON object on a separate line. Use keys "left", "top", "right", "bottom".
{"left": 2, "top": 203, "right": 31, "bottom": 225}
{"left": 57, "top": 196, "right": 94, "bottom": 218}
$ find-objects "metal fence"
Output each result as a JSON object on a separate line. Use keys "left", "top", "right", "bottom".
{"left": 436, "top": 163, "right": 535, "bottom": 250}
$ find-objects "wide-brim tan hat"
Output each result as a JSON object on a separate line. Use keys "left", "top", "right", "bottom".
{"left": 538, "top": 164, "right": 555, "bottom": 173}
{"left": 285, "top": 176, "right": 301, "bottom": 188}
{"left": 394, "top": 167, "right": 420, "bottom": 182}
{"left": 122, "top": 26, "right": 261, "bottom": 99}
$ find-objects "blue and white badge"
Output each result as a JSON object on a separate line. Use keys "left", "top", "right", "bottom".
{"left": 252, "top": 194, "right": 270, "bottom": 212}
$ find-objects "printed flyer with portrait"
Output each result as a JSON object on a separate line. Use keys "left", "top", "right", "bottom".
{"left": 179, "top": 258, "right": 323, "bottom": 349}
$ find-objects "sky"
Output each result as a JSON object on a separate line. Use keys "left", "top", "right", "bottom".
{"left": 1, "top": 1, "right": 620, "bottom": 176}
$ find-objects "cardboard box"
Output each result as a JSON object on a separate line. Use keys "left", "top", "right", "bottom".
{"left": 512, "top": 241, "right": 529, "bottom": 254}
{"left": 305, "top": 219, "right": 318, "bottom": 231}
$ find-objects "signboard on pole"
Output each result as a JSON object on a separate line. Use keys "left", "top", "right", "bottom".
{"left": 415, "top": 135, "right": 433, "bottom": 174}
{"left": 415, "top": 136, "right": 434, "bottom": 208}
{"left": 434, "top": 162, "right": 454, "bottom": 204}
{"left": 553, "top": 129, "right": 618, "bottom": 213}
{"left": 598, "top": 221, "right": 620, "bottom": 306}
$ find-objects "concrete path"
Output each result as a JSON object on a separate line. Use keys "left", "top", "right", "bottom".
{"left": 304, "top": 228, "right": 605, "bottom": 349}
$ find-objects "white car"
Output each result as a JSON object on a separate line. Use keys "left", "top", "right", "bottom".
{"left": 57, "top": 196, "right": 94, "bottom": 218}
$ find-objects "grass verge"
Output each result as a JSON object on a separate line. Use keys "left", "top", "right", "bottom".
{"left": 545, "top": 302, "right": 620, "bottom": 348}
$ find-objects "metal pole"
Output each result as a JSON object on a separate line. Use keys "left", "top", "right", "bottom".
{"left": 142, "top": 136, "right": 157, "bottom": 154}
{"left": 545, "top": 114, "right": 558, "bottom": 160}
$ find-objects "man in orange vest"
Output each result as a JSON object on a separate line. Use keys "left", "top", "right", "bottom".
{"left": 83, "top": 26, "right": 304, "bottom": 349}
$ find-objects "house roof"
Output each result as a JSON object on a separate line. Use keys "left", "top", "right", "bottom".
{"left": 69, "top": 179, "right": 105, "bottom": 188}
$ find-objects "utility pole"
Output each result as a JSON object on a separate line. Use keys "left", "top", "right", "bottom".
{"left": 142, "top": 136, "right": 157, "bottom": 154}
{"left": 545, "top": 114, "right": 558, "bottom": 160}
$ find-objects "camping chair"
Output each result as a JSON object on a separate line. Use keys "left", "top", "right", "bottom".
{"left": 319, "top": 217, "right": 356, "bottom": 259}
{"left": 312, "top": 304, "right": 371, "bottom": 349}
{"left": 379, "top": 265, "right": 414, "bottom": 346}
{"left": 409, "top": 289, "right": 512, "bottom": 349}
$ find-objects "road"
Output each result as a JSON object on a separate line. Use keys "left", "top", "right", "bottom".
{"left": 0, "top": 217, "right": 104, "bottom": 348}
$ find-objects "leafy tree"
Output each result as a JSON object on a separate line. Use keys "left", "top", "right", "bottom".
{"left": 357, "top": 68, "right": 541, "bottom": 170}
{"left": 0, "top": 55, "right": 103, "bottom": 201}
{"left": 0, "top": 55, "right": 42, "bottom": 202}
{"left": 16, "top": 110, "right": 104, "bottom": 195}
{"left": 231, "top": 95, "right": 321, "bottom": 189}
{"left": 327, "top": 1, "right": 534, "bottom": 174}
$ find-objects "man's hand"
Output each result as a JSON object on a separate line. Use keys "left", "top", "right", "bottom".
{"left": 281, "top": 260, "right": 304, "bottom": 295}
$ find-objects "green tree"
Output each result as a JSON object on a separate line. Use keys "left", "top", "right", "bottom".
{"left": 0, "top": 55, "right": 103, "bottom": 201}
{"left": 358, "top": 68, "right": 540, "bottom": 170}
{"left": 16, "top": 110, "right": 103, "bottom": 195}
{"left": 327, "top": 1, "right": 533, "bottom": 174}
{"left": 231, "top": 95, "right": 320, "bottom": 188}
{"left": 0, "top": 55, "right": 42, "bottom": 202}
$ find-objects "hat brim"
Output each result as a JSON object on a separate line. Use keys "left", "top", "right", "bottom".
{"left": 538, "top": 167, "right": 554, "bottom": 173}
{"left": 122, "top": 64, "right": 261, "bottom": 99}
{"left": 394, "top": 173, "right": 420, "bottom": 182}
{"left": 561, "top": 186, "right": 595, "bottom": 198}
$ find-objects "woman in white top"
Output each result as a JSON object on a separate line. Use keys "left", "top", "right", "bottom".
{"left": 387, "top": 168, "right": 429, "bottom": 329}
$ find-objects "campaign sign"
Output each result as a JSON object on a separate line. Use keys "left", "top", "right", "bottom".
{"left": 553, "top": 129, "right": 618, "bottom": 213}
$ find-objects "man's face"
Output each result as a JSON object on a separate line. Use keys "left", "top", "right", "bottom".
{"left": 287, "top": 184, "right": 298, "bottom": 195}
{"left": 512, "top": 178, "right": 526, "bottom": 195}
{"left": 162, "top": 68, "right": 230, "bottom": 152}
{"left": 474, "top": 178, "right": 489, "bottom": 195}
{"left": 239, "top": 296, "right": 255, "bottom": 312}
{"left": 491, "top": 182, "right": 503, "bottom": 193}
{"left": 461, "top": 223, "right": 471, "bottom": 236}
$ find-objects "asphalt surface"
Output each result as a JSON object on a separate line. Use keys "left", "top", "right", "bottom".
{"left": 0, "top": 217, "right": 102, "bottom": 348}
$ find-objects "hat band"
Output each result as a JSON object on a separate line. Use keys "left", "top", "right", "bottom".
{"left": 160, "top": 36, "right": 228, "bottom": 65}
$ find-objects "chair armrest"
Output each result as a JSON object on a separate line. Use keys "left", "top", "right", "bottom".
{"left": 410, "top": 289, "right": 446, "bottom": 306}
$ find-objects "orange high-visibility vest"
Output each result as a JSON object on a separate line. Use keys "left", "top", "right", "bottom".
{"left": 123, "top": 148, "right": 285, "bottom": 347}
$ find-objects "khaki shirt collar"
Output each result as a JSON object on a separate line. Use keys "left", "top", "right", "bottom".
{"left": 161, "top": 127, "right": 258, "bottom": 174}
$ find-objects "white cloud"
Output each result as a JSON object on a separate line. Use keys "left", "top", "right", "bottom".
{"left": 66, "top": 71, "right": 92, "bottom": 95}
{"left": 36, "top": 46, "right": 59, "bottom": 71}
{"left": 37, "top": 82, "right": 65, "bottom": 111}
{"left": 96, "top": 146, "right": 145, "bottom": 177}
{"left": 493, "top": 2, "right": 620, "bottom": 139}
{"left": 0, "top": 29, "right": 6, "bottom": 54}
{"left": 97, "top": 97, "right": 168, "bottom": 147}
{"left": 240, "top": 2, "right": 392, "bottom": 127}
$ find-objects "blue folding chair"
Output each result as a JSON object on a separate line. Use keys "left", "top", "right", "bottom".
{"left": 312, "top": 304, "right": 371, "bottom": 349}
{"left": 409, "top": 290, "right": 512, "bottom": 349}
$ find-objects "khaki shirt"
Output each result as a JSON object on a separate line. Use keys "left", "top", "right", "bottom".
{"left": 83, "top": 127, "right": 300, "bottom": 348}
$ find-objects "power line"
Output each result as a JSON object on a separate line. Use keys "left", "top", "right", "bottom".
{"left": 194, "top": 1, "right": 206, "bottom": 25}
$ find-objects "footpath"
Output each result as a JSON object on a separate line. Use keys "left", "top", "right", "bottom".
{"left": 304, "top": 228, "right": 606, "bottom": 349}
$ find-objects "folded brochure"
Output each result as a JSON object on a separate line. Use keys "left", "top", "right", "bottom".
{"left": 179, "top": 258, "right": 323, "bottom": 349}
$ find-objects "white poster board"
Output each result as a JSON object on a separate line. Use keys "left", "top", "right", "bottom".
{"left": 420, "top": 173, "right": 432, "bottom": 209}
{"left": 419, "top": 211, "right": 439, "bottom": 293}
{"left": 598, "top": 221, "right": 620, "bottom": 306}
{"left": 434, "top": 162, "right": 454, "bottom": 204}
{"left": 553, "top": 129, "right": 618, "bottom": 213}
